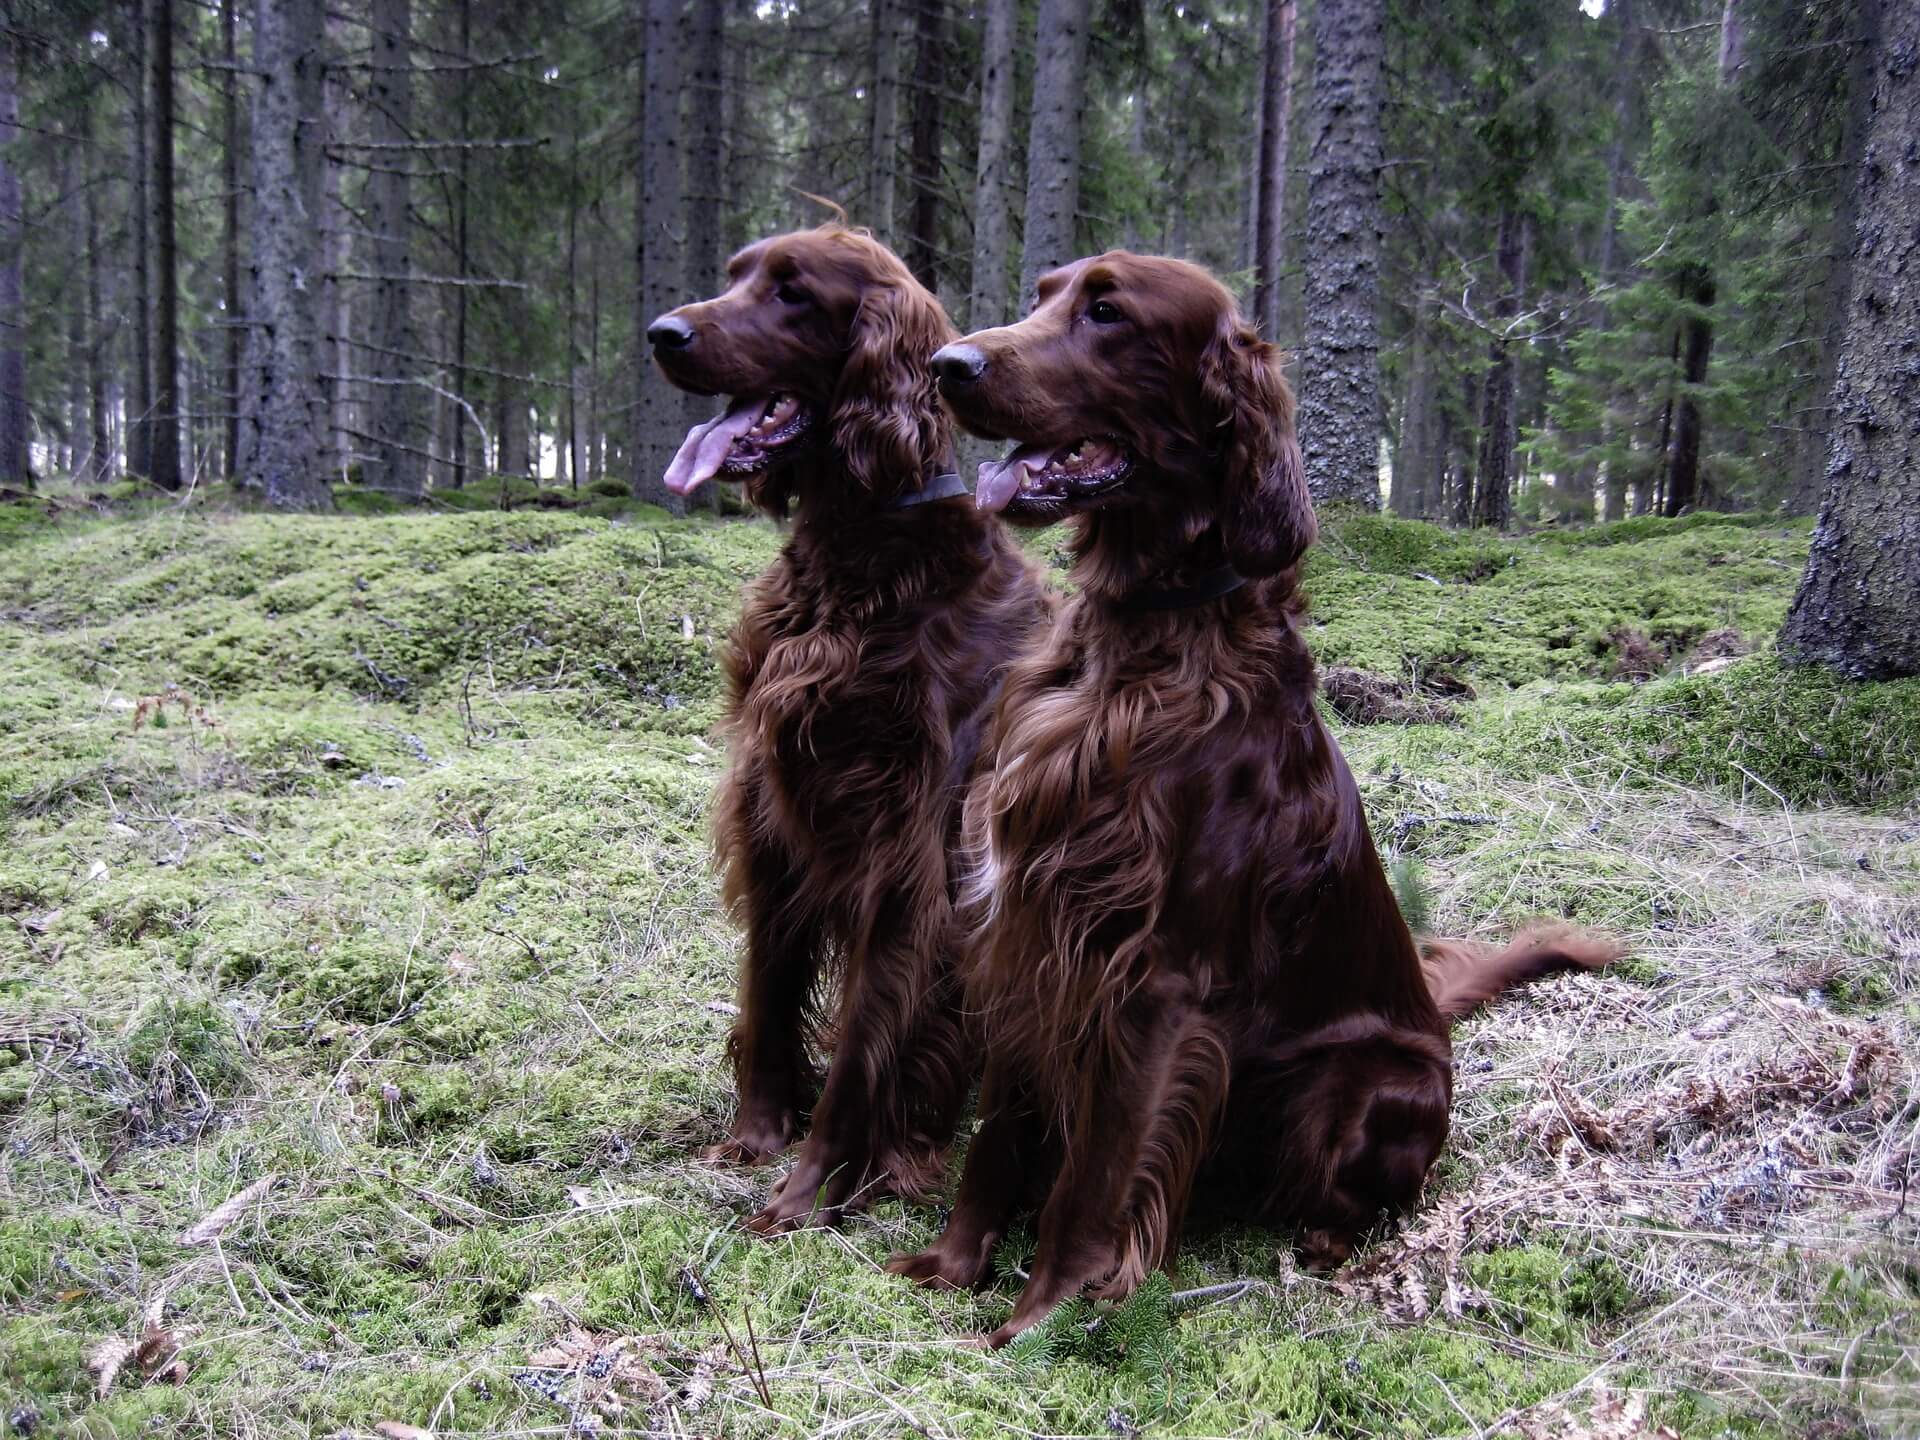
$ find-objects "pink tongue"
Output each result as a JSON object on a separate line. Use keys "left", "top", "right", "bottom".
{"left": 974, "top": 444, "right": 1058, "bottom": 513}
{"left": 663, "top": 397, "right": 767, "bottom": 495}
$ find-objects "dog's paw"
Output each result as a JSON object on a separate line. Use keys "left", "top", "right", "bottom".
{"left": 704, "top": 1109, "right": 799, "bottom": 1167}
{"left": 884, "top": 1244, "right": 987, "bottom": 1292}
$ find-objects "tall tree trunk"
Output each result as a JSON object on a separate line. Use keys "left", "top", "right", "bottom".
{"left": 365, "top": 0, "right": 425, "bottom": 495}
{"left": 1661, "top": 0, "right": 1742, "bottom": 518}
{"left": 449, "top": 0, "right": 471, "bottom": 488}
{"left": 1574, "top": 0, "right": 1637, "bottom": 523}
{"left": 588, "top": 211, "right": 601, "bottom": 484}
{"left": 566, "top": 119, "right": 583, "bottom": 491}
{"left": 904, "top": 0, "right": 944, "bottom": 288}
{"left": 0, "top": 31, "right": 25, "bottom": 488}
{"left": 128, "top": 0, "right": 154, "bottom": 481}
{"left": 222, "top": 0, "right": 243, "bottom": 480}
{"left": 1789, "top": 0, "right": 1881, "bottom": 515}
{"left": 66, "top": 147, "right": 88, "bottom": 478}
{"left": 1392, "top": 306, "right": 1432, "bottom": 518}
{"left": 1020, "top": 0, "right": 1091, "bottom": 304}
{"left": 968, "top": 0, "right": 1016, "bottom": 327}
{"left": 148, "top": 0, "right": 182, "bottom": 489}
{"left": 1779, "top": 0, "right": 1920, "bottom": 680}
{"left": 685, "top": 2, "right": 724, "bottom": 296}
{"left": 321, "top": 15, "right": 351, "bottom": 481}
{"left": 1662, "top": 262, "right": 1715, "bottom": 515}
{"left": 239, "top": 0, "right": 331, "bottom": 509}
{"left": 85, "top": 97, "right": 109, "bottom": 481}
{"left": 1298, "top": 0, "right": 1384, "bottom": 507}
{"left": 1451, "top": 368, "right": 1477, "bottom": 525}
{"left": 866, "top": 0, "right": 902, "bottom": 242}
{"left": 1252, "top": 0, "right": 1297, "bottom": 340}
{"left": 684, "top": 0, "right": 725, "bottom": 512}
{"left": 631, "top": 0, "right": 685, "bottom": 510}
{"left": 1472, "top": 208, "right": 1529, "bottom": 530}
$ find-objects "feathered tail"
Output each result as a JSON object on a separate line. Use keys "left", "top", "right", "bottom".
{"left": 1418, "top": 925, "right": 1618, "bottom": 1022}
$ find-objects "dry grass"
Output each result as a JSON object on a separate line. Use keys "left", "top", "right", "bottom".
{"left": 1345, "top": 754, "right": 1920, "bottom": 1438}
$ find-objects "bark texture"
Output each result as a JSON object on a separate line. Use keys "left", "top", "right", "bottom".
{"left": 968, "top": 0, "right": 1016, "bottom": 328}
{"left": 364, "top": 0, "right": 426, "bottom": 495}
{"left": 148, "top": 0, "right": 182, "bottom": 488}
{"left": 1791, "top": 0, "right": 1882, "bottom": 514}
{"left": 866, "top": 0, "right": 902, "bottom": 242}
{"left": 1019, "top": 0, "right": 1091, "bottom": 304}
{"left": 904, "top": 0, "right": 944, "bottom": 288}
{"left": 0, "top": 31, "right": 25, "bottom": 487}
{"left": 1298, "top": 0, "right": 1384, "bottom": 507}
{"left": 1779, "top": 0, "right": 1920, "bottom": 681}
{"left": 238, "top": 0, "right": 332, "bottom": 509}
{"left": 1472, "top": 208, "right": 1529, "bottom": 530}
{"left": 128, "top": 0, "right": 153, "bottom": 480}
{"left": 1252, "top": 0, "right": 1297, "bottom": 340}
{"left": 222, "top": 0, "right": 242, "bottom": 479}
{"left": 632, "top": 0, "right": 685, "bottom": 510}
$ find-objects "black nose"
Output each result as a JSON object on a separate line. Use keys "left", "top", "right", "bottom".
{"left": 931, "top": 343, "right": 988, "bottom": 387}
{"left": 648, "top": 314, "right": 695, "bottom": 350}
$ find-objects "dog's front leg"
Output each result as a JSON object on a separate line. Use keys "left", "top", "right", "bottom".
{"left": 887, "top": 1052, "right": 1052, "bottom": 1290}
{"left": 986, "top": 980, "right": 1228, "bottom": 1348}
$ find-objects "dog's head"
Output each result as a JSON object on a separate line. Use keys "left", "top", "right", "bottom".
{"left": 647, "top": 227, "right": 955, "bottom": 504}
{"left": 934, "top": 251, "right": 1314, "bottom": 578}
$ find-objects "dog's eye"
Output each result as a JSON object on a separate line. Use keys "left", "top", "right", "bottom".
{"left": 1089, "top": 299, "right": 1124, "bottom": 325}
{"left": 776, "top": 282, "right": 812, "bottom": 307}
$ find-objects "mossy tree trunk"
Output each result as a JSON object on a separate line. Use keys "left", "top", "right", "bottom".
{"left": 1779, "top": 0, "right": 1920, "bottom": 681}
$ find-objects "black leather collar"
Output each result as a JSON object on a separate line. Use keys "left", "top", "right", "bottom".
{"left": 1115, "top": 562, "right": 1249, "bottom": 612}
{"left": 890, "top": 470, "right": 971, "bottom": 509}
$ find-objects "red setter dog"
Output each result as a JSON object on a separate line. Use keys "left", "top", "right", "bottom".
{"left": 648, "top": 228, "right": 1047, "bottom": 1231}
{"left": 885, "top": 252, "right": 1611, "bottom": 1343}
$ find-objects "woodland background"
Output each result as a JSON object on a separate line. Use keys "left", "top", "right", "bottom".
{"left": 4, "top": 2, "right": 1920, "bottom": 1435}
{"left": 0, "top": 0, "right": 1885, "bottom": 525}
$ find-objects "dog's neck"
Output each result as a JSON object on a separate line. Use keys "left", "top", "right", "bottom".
{"left": 1072, "top": 506, "right": 1272, "bottom": 614}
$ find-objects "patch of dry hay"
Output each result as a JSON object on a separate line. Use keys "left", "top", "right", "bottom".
{"left": 1353, "top": 765, "right": 1920, "bottom": 1433}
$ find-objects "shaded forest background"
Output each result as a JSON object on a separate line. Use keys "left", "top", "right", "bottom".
{"left": 0, "top": 0, "right": 1883, "bottom": 524}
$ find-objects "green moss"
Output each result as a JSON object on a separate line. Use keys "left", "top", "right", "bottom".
{"left": 0, "top": 502, "right": 1906, "bottom": 1439}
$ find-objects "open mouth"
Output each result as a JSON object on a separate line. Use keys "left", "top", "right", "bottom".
{"left": 662, "top": 392, "right": 815, "bottom": 495}
{"left": 974, "top": 438, "right": 1133, "bottom": 516}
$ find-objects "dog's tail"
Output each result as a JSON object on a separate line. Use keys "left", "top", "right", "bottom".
{"left": 1418, "top": 925, "right": 1617, "bottom": 1022}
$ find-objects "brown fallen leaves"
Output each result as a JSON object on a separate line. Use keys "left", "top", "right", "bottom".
{"left": 1521, "top": 1001, "right": 1898, "bottom": 1160}
{"left": 85, "top": 1322, "right": 188, "bottom": 1398}
{"left": 1516, "top": 1388, "right": 1683, "bottom": 1440}
{"left": 513, "top": 1324, "right": 727, "bottom": 1429}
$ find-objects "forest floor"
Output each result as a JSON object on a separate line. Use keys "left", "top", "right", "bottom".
{"left": 2, "top": 487, "right": 1917, "bottom": 1439}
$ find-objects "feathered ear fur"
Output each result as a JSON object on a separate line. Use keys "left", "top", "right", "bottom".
{"left": 830, "top": 275, "right": 954, "bottom": 494}
{"left": 1198, "top": 313, "right": 1316, "bottom": 576}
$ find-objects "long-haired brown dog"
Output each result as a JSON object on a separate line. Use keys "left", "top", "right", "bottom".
{"left": 648, "top": 228, "right": 1048, "bottom": 1231}
{"left": 885, "top": 252, "right": 1612, "bottom": 1343}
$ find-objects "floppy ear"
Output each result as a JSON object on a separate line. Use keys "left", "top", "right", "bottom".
{"left": 1199, "top": 315, "right": 1317, "bottom": 576}
{"left": 829, "top": 276, "right": 954, "bottom": 494}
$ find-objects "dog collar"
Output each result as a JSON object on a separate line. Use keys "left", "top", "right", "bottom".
{"left": 1116, "top": 562, "right": 1249, "bottom": 612}
{"left": 890, "top": 470, "right": 971, "bottom": 509}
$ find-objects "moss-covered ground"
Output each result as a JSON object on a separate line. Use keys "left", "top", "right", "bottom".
{"left": 1, "top": 491, "right": 1915, "bottom": 1438}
